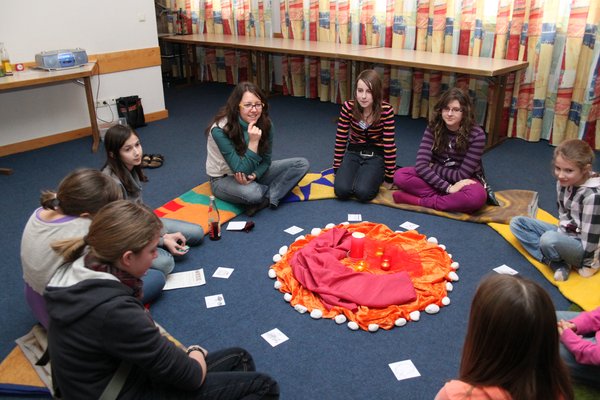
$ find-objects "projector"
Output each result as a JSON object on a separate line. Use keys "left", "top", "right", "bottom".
{"left": 35, "top": 48, "right": 88, "bottom": 70}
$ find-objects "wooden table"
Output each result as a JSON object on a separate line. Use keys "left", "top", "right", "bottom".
{"left": 162, "top": 33, "right": 528, "bottom": 148}
{"left": 0, "top": 62, "right": 100, "bottom": 174}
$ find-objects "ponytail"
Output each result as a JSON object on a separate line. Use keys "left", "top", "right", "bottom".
{"left": 51, "top": 237, "right": 87, "bottom": 263}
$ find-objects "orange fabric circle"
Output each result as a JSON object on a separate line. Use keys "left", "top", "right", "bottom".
{"left": 271, "top": 222, "right": 455, "bottom": 331}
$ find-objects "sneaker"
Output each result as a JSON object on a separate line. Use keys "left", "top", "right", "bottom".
{"left": 553, "top": 267, "right": 570, "bottom": 282}
{"left": 577, "top": 266, "right": 599, "bottom": 278}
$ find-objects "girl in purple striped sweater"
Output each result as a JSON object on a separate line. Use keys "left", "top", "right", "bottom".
{"left": 393, "top": 88, "right": 487, "bottom": 213}
{"left": 333, "top": 69, "right": 397, "bottom": 202}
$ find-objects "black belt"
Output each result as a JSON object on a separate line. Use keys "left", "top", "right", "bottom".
{"left": 347, "top": 144, "right": 383, "bottom": 158}
{"left": 209, "top": 174, "right": 228, "bottom": 181}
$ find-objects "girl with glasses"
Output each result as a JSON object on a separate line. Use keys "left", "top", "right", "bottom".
{"left": 205, "top": 81, "right": 309, "bottom": 216}
{"left": 332, "top": 69, "right": 397, "bottom": 202}
{"left": 392, "top": 87, "right": 487, "bottom": 213}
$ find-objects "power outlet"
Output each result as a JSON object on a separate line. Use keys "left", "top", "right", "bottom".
{"left": 96, "top": 98, "right": 116, "bottom": 108}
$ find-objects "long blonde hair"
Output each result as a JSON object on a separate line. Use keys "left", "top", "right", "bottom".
{"left": 52, "top": 200, "right": 162, "bottom": 264}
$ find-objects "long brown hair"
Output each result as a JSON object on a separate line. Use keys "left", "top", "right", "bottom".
{"left": 460, "top": 274, "right": 573, "bottom": 400}
{"left": 205, "top": 81, "right": 271, "bottom": 156}
{"left": 40, "top": 168, "right": 122, "bottom": 216}
{"left": 102, "top": 125, "right": 147, "bottom": 195}
{"left": 429, "top": 87, "right": 475, "bottom": 154}
{"left": 351, "top": 69, "right": 383, "bottom": 125}
{"left": 52, "top": 200, "right": 163, "bottom": 265}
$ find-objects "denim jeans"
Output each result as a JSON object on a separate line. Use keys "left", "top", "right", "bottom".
{"left": 153, "top": 218, "right": 205, "bottom": 275}
{"left": 147, "top": 347, "right": 280, "bottom": 399}
{"left": 509, "top": 216, "right": 583, "bottom": 271}
{"left": 334, "top": 151, "right": 385, "bottom": 202}
{"left": 556, "top": 311, "right": 600, "bottom": 389}
{"left": 210, "top": 158, "right": 309, "bottom": 207}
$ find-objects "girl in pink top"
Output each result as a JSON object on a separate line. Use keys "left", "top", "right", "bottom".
{"left": 557, "top": 307, "right": 600, "bottom": 388}
{"left": 436, "top": 274, "right": 573, "bottom": 400}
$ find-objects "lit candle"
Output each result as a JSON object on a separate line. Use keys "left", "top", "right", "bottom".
{"left": 381, "top": 257, "right": 390, "bottom": 271}
{"left": 356, "top": 260, "right": 366, "bottom": 272}
{"left": 349, "top": 232, "right": 366, "bottom": 259}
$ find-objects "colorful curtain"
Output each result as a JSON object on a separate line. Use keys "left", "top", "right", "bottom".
{"left": 172, "top": 0, "right": 274, "bottom": 88}
{"left": 194, "top": 0, "right": 600, "bottom": 148}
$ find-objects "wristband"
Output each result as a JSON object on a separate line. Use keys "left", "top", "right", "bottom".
{"left": 186, "top": 345, "right": 207, "bottom": 357}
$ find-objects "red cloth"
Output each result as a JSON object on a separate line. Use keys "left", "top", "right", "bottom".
{"left": 290, "top": 228, "right": 417, "bottom": 311}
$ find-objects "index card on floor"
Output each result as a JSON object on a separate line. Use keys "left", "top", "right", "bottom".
{"left": 261, "top": 328, "right": 289, "bottom": 347}
{"left": 348, "top": 213, "right": 362, "bottom": 222}
{"left": 493, "top": 264, "right": 519, "bottom": 275}
{"left": 400, "top": 221, "right": 420, "bottom": 231}
{"left": 284, "top": 226, "right": 304, "bottom": 235}
{"left": 389, "top": 360, "right": 421, "bottom": 381}
{"left": 205, "top": 294, "right": 226, "bottom": 308}
{"left": 226, "top": 221, "right": 247, "bottom": 231}
{"left": 212, "top": 267, "right": 234, "bottom": 279}
{"left": 163, "top": 269, "right": 206, "bottom": 290}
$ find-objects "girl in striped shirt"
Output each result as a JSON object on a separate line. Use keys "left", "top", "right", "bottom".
{"left": 333, "top": 69, "right": 397, "bottom": 202}
{"left": 392, "top": 88, "right": 487, "bottom": 213}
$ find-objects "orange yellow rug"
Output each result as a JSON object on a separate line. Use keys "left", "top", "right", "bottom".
{"left": 269, "top": 222, "right": 457, "bottom": 331}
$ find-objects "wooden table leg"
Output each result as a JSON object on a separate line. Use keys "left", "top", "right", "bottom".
{"left": 83, "top": 76, "right": 100, "bottom": 153}
{"left": 486, "top": 74, "right": 509, "bottom": 150}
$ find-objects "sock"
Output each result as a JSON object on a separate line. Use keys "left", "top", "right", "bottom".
{"left": 392, "top": 190, "right": 421, "bottom": 206}
{"left": 578, "top": 266, "right": 599, "bottom": 278}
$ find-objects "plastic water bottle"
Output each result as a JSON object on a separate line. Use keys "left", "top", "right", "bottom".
{"left": 208, "top": 195, "right": 221, "bottom": 241}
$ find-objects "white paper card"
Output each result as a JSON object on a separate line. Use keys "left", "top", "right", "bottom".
{"left": 389, "top": 360, "right": 421, "bottom": 381}
{"left": 284, "top": 226, "right": 304, "bottom": 235}
{"left": 261, "top": 328, "right": 289, "bottom": 347}
{"left": 400, "top": 221, "right": 420, "bottom": 230}
{"left": 227, "top": 221, "right": 247, "bottom": 231}
{"left": 493, "top": 264, "right": 519, "bottom": 275}
{"left": 212, "top": 267, "right": 234, "bottom": 279}
{"left": 163, "top": 269, "right": 206, "bottom": 290}
{"left": 348, "top": 214, "right": 362, "bottom": 222}
{"left": 205, "top": 294, "right": 226, "bottom": 308}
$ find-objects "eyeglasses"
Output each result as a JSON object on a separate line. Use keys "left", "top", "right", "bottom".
{"left": 442, "top": 107, "right": 463, "bottom": 114}
{"left": 239, "top": 103, "right": 264, "bottom": 111}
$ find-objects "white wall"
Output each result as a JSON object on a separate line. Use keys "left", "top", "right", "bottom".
{"left": 0, "top": 0, "right": 165, "bottom": 147}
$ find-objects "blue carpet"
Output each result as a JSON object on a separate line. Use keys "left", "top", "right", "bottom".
{"left": 0, "top": 82, "right": 580, "bottom": 399}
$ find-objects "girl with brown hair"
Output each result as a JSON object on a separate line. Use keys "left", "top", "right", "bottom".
{"left": 20, "top": 169, "right": 164, "bottom": 328}
{"left": 436, "top": 274, "right": 573, "bottom": 400}
{"left": 206, "top": 81, "right": 309, "bottom": 216}
{"left": 332, "top": 69, "right": 397, "bottom": 202}
{"left": 45, "top": 200, "right": 279, "bottom": 400}
{"left": 102, "top": 124, "right": 204, "bottom": 275}
{"left": 393, "top": 87, "right": 487, "bottom": 213}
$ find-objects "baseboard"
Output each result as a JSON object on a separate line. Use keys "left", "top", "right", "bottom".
{"left": 0, "top": 109, "right": 169, "bottom": 157}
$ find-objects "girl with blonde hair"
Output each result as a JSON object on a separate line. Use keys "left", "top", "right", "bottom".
{"left": 510, "top": 139, "right": 600, "bottom": 281}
